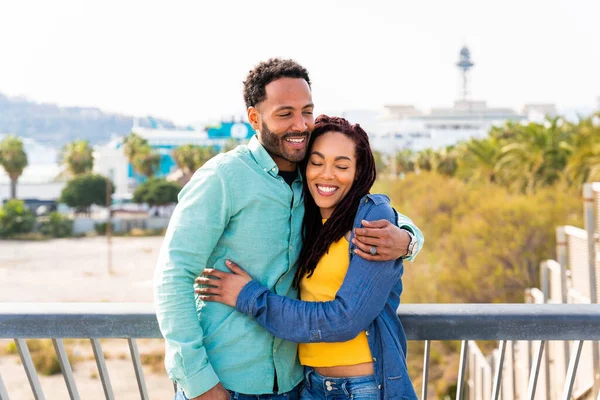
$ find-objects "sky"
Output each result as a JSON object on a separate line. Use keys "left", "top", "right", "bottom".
{"left": 0, "top": 0, "right": 599, "bottom": 125}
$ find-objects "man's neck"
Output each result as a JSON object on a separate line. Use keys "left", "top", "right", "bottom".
{"left": 270, "top": 153, "right": 297, "bottom": 172}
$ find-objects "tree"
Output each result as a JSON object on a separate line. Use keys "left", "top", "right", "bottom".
{"left": 133, "top": 178, "right": 181, "bottom": 207}
{"left": 60, "top": 140, "right": 94, "bottom": 176}
{"left": 132, "top": 145, "right": 161, "bottom": 178}
{"left": 396, "top": 150, "right": 416, "bottom": 174}
{"left": 564, "top": 113, "right": 600, "bottom": 185}
{"left": 458, "top": 138, "right": 501, "bottom": 183}
{"left": 122, "top": 133, "right": 148, "bottom": 163}
{"left": 172, "top": 145, "right": 218, "bottom": 184}
{"left": 0, "top": 135, "right": 28, "bottom": 199}
{"left": 496, "top": 117, "right": 571, "bottom": 194}
{"left": 372, "top": 150, "right": 388, "bottom": 176}
{"left": 0, "top": 199, "right": 35, "bottom": 237}
{"left": 60, "top": 174, "right": 114, "bottom": 214}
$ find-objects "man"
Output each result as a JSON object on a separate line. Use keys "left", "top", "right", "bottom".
{"left": 154, "top": 58, "right": 423, "bottom": 400}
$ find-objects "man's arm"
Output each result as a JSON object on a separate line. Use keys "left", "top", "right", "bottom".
{"left": 234, "top": 202, "right": 403, "bottom": 343}
{"left": 154, "top": 159, "right": 231, "bottom": 399}
{"left": 352, "top": 210, "right": 424, "bottom": 262}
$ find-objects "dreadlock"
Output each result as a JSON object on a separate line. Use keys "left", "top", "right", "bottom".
{"left": 293, "top": 115, "right": 377, "bottom": 288}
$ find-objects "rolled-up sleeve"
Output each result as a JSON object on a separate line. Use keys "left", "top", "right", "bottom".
{"left": 154, "top": 159, "right": 231, "bottom": 398}
{"left": 395, "top": 210, "right": 424, "bottom": 261}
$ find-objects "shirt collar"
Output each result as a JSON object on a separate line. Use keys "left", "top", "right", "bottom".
{"left": 247, "top": 135, "right": 303, "bottom": 181}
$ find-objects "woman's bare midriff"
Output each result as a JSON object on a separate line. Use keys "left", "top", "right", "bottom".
{"left": 313, "top": 362, "right": 374, "bottom": 377}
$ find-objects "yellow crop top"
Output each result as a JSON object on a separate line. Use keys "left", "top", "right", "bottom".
{"left": 298, "top": 231, "right": 373, "bottom": 367}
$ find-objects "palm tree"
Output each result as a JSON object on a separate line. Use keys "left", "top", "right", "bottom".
{"left": 496, "top": 117, "right": 571, "bottom": 194}
{"left": 172, "top": 144, "right": 198, "bottom": 177}
{"left": 459, "top": 138, "right": 502, "bottom": 183}
{"left": 395, "top": 149, "right": 416, "bottom": 174}
{"left": 60, "top": 140, "right": 94, "bottom": 176}
{"left": 132, "top": 145, "right": 161, "bottom": 178}
{"left": 564, "top": 113, "right": 600, "bottom": 185}
{"left": 416, "top": 148, "right": 438, "bottom": 172}
{"left": 436, "top": 146, "right": 459, "bottom": 177}
{"left": 0, "top": 135, "right": 28, "bottom": 199}
{"left": 123, "top": 133, "right": 148, "bottom": 163}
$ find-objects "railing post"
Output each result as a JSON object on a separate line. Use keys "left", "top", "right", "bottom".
{"left": 556, "top": 227, "right": 568, "bottom": 304}
{"left": 584, "top": 183, "right": 600, "bottom": 396}
{"left": 0, "top": 373, "right": 9, "bottom": 400}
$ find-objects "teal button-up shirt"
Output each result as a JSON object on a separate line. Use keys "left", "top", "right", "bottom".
{"left": 154, "top": 136, "right": 305, "bottom": 397}
{"left": 154, "top": 136, "right": 424, "bottom": 398}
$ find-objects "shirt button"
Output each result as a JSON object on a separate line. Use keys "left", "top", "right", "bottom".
{"left": 373, "top": 357, "right": 377, "bottom": 362}
{"left": 326, "top": 386, "right": 333, "bottom": 391}
{"left": 325, "top": 381, "right": 331, "bottom": 386}
{"left": 378, "top": 385, "right": 382, "bottom": 390}
{"left": 365, "top": 331, "right": 369, "bottom": 336}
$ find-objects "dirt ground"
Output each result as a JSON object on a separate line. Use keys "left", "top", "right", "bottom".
{"left": 0, "top": 236, "right": 175, "bottom": 400}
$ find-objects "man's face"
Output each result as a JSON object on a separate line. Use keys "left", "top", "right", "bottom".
{"left": 249, "top": 78, "right": 315, "bottom": 170}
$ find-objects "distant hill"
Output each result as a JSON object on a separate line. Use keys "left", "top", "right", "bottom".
{"left": 0, "top": 92, "right": 177, "bottom": 145}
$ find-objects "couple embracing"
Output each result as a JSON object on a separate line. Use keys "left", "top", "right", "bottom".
{"left": 154, "top": 58, "right": 424, "bottom": 400}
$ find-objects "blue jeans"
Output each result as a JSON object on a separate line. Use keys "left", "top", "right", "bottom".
{"left": 300, "top": 368, "right": 379, "bottom": 400}
{"left": 175, "top": 383, "right": 302, "bottom": 400}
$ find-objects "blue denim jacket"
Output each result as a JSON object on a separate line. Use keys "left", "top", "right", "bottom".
{"left": 236, "top": 194, "right": 418, "bottom": 400}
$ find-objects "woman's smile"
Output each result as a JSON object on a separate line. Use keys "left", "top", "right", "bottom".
{"left": 306, "top": 131, "right": 357, "bottom": 219}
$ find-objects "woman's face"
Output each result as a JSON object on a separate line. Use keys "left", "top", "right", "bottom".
{"left": 306, "top": 131, "right": 357, "bottom": 219}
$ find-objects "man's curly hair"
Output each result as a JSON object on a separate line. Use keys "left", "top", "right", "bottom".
{"left": 243, "top": 58, "right": 311, "bottom": 108}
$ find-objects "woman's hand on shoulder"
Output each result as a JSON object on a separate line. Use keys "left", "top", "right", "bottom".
{"left": 195, "top": 260, "right": 252, "bottom": 307}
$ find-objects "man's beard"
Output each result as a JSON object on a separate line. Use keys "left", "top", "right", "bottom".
{"left": 260, "top": 120, "right": 310, "bottom": 164}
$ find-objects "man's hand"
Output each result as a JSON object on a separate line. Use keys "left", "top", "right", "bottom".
{"left": 190, "top": 383, "right": 230, "bottom": 400}
{"left": 352, "top": 219, "right": 410, "bottom": 261}
{"left": 195, "top": 260, "right": 252, "bottom": 307}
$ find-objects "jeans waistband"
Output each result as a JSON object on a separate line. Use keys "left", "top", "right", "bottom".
{"left": 304, "top": 367, "right": 377, "bottom": 397}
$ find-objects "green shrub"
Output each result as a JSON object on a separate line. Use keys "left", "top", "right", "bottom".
{"left": 0, "top": 199, "right": 36, "bottom": 237}
{"left": 133, "top": 178, "right": 181, "bottom": 206}
{"left": 38, "top": 212, "right": 73, "bottom": 238}
{"left": 60, "top": 173, "right": 114, "bottom": 213}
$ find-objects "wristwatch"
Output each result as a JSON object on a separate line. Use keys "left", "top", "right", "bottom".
{"left": 402, "top": 229, "right": 417, "bottom": 259}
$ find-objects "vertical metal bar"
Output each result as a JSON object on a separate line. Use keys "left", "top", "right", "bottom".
{"left": 421, "top": 340, "right": 430, "bottom": 400}
{"left": 540, "top": 263, "right": 552, "bottom": 399}
{"left": 127, "top": 338, "right": 150, "bottom": 400}
{"left": 456, "top": 340, "right": 469, "bottom": 400}
{"left": 492, "top": 341, "right": 507, "bottom": 400}
{"left": 90, "top": 339, "right": 115, "bottom": 400}
{"left": 510, "top": 342, "right": 516, "bottom": 400}
{"left": 52, "top": 339, "right": 80, "bottom": 400}
{"left": 561, "top": 340, "right": 584, "bottom": 400}
{"left": 0, "top": 372, "right": 9, "bottom": 400}
{"left": 584, "top": 183, "right": 600, "bottom": 395}
{"left": 556, "top": 227, "right": 571, "bottom": 375}
{"left": 526, "top": 340, "right": 545, "bottom": 400}
{"left": 15, "top": 339, "right": 46, "bottom": 400}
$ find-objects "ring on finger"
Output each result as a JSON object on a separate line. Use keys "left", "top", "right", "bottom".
{"left": 369, "top": 246, "right": 377, "bottom": 256}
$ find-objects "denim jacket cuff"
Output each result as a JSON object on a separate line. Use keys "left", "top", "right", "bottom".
{"left": 236, "top": 280, "right": 269, "bottom": 315}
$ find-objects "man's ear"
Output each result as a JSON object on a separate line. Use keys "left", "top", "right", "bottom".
{"left": 247, "top": 107, "right": 260, "bottom": 131}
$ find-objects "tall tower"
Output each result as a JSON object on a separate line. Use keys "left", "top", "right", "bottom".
{"left": 456, "top": 46, "right": 475, "bottom": 102}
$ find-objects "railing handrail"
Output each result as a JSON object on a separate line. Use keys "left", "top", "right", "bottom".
{"left": 2, "top": 302, "right": 600, "bottom": 341}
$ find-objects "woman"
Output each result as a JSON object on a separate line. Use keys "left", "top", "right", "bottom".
{"left": 197, "top": 115, "right": 419, "bottom": 400}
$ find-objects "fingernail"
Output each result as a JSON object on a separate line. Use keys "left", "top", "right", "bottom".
{"left": 225, "top": 260, "right": 231, "bottom": 265}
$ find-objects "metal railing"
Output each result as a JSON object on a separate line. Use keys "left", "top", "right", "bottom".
{"left": 1, "top": 303, "right": 600, "bottom": 400}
